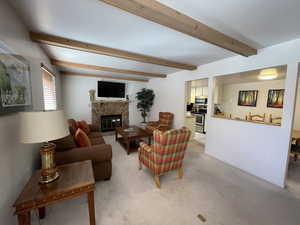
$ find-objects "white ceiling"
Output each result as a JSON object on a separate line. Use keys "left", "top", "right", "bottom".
{"left": 9, "top": 0, "right": 300, "bottom": 78}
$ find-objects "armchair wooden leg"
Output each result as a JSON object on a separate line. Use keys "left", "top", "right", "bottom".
{"left": 154, "top": 175, "right": 161, "bottom": 188}
{"left": 139, "top": 160, "right": 142, "bottom": 170}
{"left": 178, "top": 167, "right": 184, "bottom": 179}
{"left": 17, "top": 211, "right": 31, "bottom": 225}
{"left": 38, "top": 207, "right": 45, "bottom": 219}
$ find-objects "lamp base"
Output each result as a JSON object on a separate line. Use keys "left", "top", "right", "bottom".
{"left": 39, "top": 171, "right": 60, "bottom": 184}
{"left": 39, "top": 143, "right": 60, "bottom": 184}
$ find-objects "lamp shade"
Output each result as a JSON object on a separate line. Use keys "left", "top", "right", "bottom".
{"left": 19, "top": 110, "right": 69, "bottom": 143}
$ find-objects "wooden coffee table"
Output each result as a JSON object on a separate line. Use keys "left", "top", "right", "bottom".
{"left": 115, "top": 126, "right": 152, "bottom": 155}
{"left": 14, "top": 161, "right": 96, "bottom": 225}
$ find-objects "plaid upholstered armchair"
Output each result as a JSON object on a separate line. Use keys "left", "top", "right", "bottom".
{"left": 138, "top": 127, "right": 191, "bottom": 188}
{"left": 146, "top": 112, "right": 174, "bottom": 132}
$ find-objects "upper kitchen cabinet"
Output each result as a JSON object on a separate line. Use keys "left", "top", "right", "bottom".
{"left": 202, "top": 87, "right": 209, "bottom": 97}
{"left": 188, "top": 79, "right": 209, "bottom": 102}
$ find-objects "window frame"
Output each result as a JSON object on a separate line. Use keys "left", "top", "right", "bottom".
{"left": 41, "top": 64, "right": 57, "bottom": 111}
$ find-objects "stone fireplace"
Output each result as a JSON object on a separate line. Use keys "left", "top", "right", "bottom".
{"left": 101, "top": 114, "right": 122, "bottom": 132}
{"left": 92, "top": 100, "right": 129, "bottom": 132}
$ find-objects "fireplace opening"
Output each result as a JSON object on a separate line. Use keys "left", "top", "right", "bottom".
{"left": 101, "top": 114, "right": 122, "bottom": 132}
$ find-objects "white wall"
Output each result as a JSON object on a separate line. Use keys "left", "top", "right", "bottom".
{"left": 147, "top": 38, "right": 300, "bottom": 187}
{"left": 221, "top": 79, "right": 285, "bottom": 120}
{"left": 0, "top": 1, "right": 62, "bottom": 224}
{"left": 61, "top": 75, "right": 147, "bottom": 125}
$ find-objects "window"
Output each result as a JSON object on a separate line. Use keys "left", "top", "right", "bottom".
{"left": 42, "top": 66, "right": 57, "bottom": 110}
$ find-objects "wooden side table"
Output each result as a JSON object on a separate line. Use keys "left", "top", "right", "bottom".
{"left": 13, "top": 161, "right": 96, "bottom": 225}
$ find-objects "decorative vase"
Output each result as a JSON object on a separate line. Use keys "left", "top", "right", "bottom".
{"left": 89, "top": 89, "right": 96, "bottom": 102}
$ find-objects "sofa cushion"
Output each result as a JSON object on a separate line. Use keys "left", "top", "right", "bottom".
{"left": 89, "top": 124, "right": 100, "bottom": 132}
{"left": 90, "top": 136, "right": 105, "bottom": 145}
{"left": 52, "top": 134, "right": 77, "bottom": 152}
{"left": 88, "top": 131, "right": 103, "bottom": 138}
{"left": 55, "top": 144, "right": 112, "bottom": 165}
{"left": 75, "top": 128, "right": 92, "bottom": 147}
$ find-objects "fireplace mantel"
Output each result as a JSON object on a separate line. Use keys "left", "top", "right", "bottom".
{"left": 91, "top": 100, "right": 129, "bottom": 130}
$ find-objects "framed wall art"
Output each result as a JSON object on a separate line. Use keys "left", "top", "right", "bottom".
{"left": 238, "top": 90, "right": 258, "bottom": 107}
{"left": 267, "top": 89, "right": 284, "bottom": 108}
{"left": 0, "top": 41, "right": 32, "bottom": 114}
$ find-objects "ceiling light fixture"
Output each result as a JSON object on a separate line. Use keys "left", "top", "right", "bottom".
{"left": 258, "top": 68, "right": 278, "bottom": 80}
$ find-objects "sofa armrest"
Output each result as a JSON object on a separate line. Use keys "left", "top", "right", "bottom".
{"left": 89, "top": 124, "right": 100, "bottom": 132}
{"left": 55, "top": 144, "right": 112, "bottom": 165}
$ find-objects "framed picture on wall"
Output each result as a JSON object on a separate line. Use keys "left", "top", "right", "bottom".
{"left": 238, "top": 90, "right": 258, "bottom": 107}
{"left": 267, "top": 89, "right": 284, "bottom": 108}
{"left": 0, "top": 41, "right": 32, "bottom": 114}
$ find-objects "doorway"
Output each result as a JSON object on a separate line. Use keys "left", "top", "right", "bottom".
{"left": 184, "top": 78, "right": 208, "bottom": 146}
{"left": 287, "top": 76, "right": 300, "bottom": 195}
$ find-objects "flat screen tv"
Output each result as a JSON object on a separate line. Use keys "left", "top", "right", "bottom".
{"left": 98, "top": 81, "right": 125, "bottom": 98}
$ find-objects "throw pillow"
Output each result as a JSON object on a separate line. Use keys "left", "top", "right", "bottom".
{"left": 51, "top": 134, "right": 77, "bottom": 152}
{"left": 69, "top": 125, "right": 77, "bottom": 136}
{"left": 75, "top": 128, "right": 92, "bottom": 147}
{"left": 68, "top": 119, "right": 78, "bottom": 135}
{"left": 77, "top": 120, "right": 91, "bottom": 134}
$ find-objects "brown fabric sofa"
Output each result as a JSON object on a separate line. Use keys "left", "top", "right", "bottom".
{"left": 52, "top": 119, "right": 112, "bottom": 181}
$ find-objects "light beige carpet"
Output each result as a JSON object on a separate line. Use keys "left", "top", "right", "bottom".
{"left": 32, "top": 136, "right": 300, "bottom": 225}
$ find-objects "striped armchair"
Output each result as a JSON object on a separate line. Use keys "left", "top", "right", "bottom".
{"left": 146, "top": 112, "right": 174, "bottom": 132}
{"left": 138, "top": 127, "right": 191, "bottom": 188}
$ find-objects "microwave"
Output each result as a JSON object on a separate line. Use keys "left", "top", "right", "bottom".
{"left": 195, "top": 97, "right": 208, "bottom": 105}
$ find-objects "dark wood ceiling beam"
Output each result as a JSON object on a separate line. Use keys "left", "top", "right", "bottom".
{"left": 98, "top": 0, "right": 257, "bottom": 57}
{"left": 61, "top": 71, "right": 149, "bottom": 82}
{"left": 30, "top": 32, "right": 197, "bottom": 70}
{"left": 51, "top": 59, "right": 166, "bottom": 78}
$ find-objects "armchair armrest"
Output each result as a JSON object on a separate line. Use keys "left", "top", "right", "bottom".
{"left": 55, "top": 144, "right": 112, "bottom": 165}
{"left": 157, "top": 124, "right": 170, "bottom": 131}
{"left": 139, "top": 141, "right": 153, "bottom": 153}
{"left": 147, "top": 121, "right": 159, "bottom": 127}
{"left": 89, "top": 124, "right": 100, "bottom": 132}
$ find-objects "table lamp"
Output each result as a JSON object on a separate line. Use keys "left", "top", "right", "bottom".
{"left": 19, "top": 110, "right": 69, "bottom": 184}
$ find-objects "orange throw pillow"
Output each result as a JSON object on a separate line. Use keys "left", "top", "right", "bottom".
{"left": 77, "top": 120, "right": 91, "bottom": 134}
{"left": 75, "top": 128, "right": 92, "bottom": 147}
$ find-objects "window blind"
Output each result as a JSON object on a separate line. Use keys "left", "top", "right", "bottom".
{"left": 42, "top": 69, "right": 57, "bottom": 110}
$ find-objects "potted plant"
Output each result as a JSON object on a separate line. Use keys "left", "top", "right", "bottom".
{"left": 136, "top": 88, "right": 155, "bottom": 125}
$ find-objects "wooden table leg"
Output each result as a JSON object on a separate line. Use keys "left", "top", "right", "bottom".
{"left": 17, "top": 211, "right": 31, "bottom": 225}
{"left": 126, "top": 140, "right": 130, "bottom": 155}
{"left": 38, "top": 207, "right": 46, "bottom": 219}
{"left": 115, "top": 130, "right": 118, "bottom": 141}
{"left": 87, "top": 191, "right": 96, "bottom": 225}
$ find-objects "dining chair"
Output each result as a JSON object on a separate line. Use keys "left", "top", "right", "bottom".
{"left": 269, "top": 114, "right": 282, "bottom": 125}
{"left": 290, "top": 139, "right": 300, "bottom": 161}
{"left": 248, "top": 112, "right": 266, "bottom": 122}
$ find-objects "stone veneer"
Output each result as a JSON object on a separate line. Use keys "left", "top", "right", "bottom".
{"left": 92, "top": 100, "right": 129, "bottom": 130}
